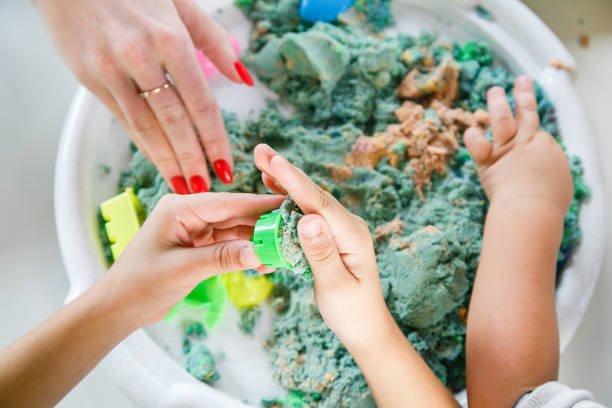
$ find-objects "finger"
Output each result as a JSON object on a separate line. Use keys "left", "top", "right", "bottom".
{"left": 126, "top": 64, "right": 211, "bottom": 194}
{"left": 253, "top": 144, "right": 359, "bottom": 236}
{"left": 191, "top": 225, "right": 255, "bottom": 246}
{"left": 464, "top": 127, "right": 493, "bottom": 165}
{"left": 91, "top": 83, "right": 130, "bottom": 131}
{"left": 174, "top": 0, "right": 244, "bottom": 84}
{"left": 181, "top": 240, "right": 262, "bottom": 279}
{"left": 210, "top": 215, "right": 262, "bottom": 229}
{"left": 103, "top": 72, "right": 186, "bottom": 193}
{"left": 158, "top": 193, "right": 284, "bottom": 235}
{"left": 298, "top": 215, "right": 354, "bottom": 287}
{"left": 256, "top": 265, "right": 276, "bottom": 274}
{"left": 512, "top": 75, "right": 540, "bottom": 135}
{"left": 158, "top": 33, "right": 235, "bottom": 185}
{"left": 262, "top": 172, "right": 288, "bottom": 195}
{"left": 486, "top": 86, "right": 517, "bottom": 146}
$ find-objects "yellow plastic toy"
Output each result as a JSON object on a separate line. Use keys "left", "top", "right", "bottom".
{"left": 100, "top": 188, "right": 141, "bottom": 259}
{"left": 220, "top": 271, "right": 274, "bottom": 309}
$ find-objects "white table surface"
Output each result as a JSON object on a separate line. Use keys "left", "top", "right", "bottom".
{"left": 0, "top": 0, "right": 610, "bottom": 406}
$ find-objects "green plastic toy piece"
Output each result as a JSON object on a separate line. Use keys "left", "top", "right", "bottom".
{"left": 165, "top": 276, "right": 228, "bottom": 330}
{"left": 100, "top": 188, "right": 141, "bottom": 260}
{"left": 252, "top": 210, "right": 293, "bottom": 269}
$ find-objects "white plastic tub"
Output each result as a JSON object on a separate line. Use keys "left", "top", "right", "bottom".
{"left": 54, "top": 0, "right": 606, "bottom": 406}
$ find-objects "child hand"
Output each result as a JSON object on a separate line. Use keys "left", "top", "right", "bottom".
{"left": 464, "top": 76, "right": 573, "bottom": 217}
{"left": 96, "top": 192, "right": 284, "bottom": 327}
{"left": 253, "top": 144, "right": 397, "bottom": 351}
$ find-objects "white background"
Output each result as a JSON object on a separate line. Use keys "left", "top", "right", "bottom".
{"left": 0, "top": 0, "right": 610, "bottom": 406}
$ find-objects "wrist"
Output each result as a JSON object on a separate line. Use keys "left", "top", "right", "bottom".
{"left": 83, "top": 273, "right": 143, "bottom": 338}
{"left": 343, "top": 308, "right": 404, "bottom": 358}
{"left": 487, "top": 195, "right": 567, "bottom": 223}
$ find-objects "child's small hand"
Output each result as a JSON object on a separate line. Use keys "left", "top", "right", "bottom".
{"left": 464, "top": 76, "right": 573, "bottom": 216}
{"left": 96, "top": 192, "right": 284, "bottom": 327}
{"left": 253, "top": 144, "right": 397, "bottom": 351}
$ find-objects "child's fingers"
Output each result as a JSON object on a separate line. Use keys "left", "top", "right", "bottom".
{"left": 298, "top": 214, "right": 354, "bottom": 286}
{"left": 262, "top": 172, "right": 288, "bottom": 195}
{"left": 486, "top": 87, "right": 517, "bottom": 146}
{"left": 253, "top": 144, "right": 362, "bottom": 238}
{"left": 512, "top": 76, "right": 540, "bottom": 135}
{"left": 464, "top": 127, "right": 493, "bottom": 165}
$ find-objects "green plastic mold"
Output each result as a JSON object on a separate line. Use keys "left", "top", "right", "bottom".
{"left": 251, "top": 210, "right": 293, "bottom": 269}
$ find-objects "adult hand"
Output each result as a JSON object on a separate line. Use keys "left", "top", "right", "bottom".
{"left": 34, "top": 0, "right": 255, "bottom": 193}
{"left": 253, "top": 144, "right": 396, "bottom": 350}
{"left": 102, "top": 192, "right": 284, "bottom": 327}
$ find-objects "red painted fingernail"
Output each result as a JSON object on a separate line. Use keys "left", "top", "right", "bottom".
{"left": 189, "top": 175, "right": 208, "bottom": 193}
{"left": 171, "top": 176, "right": 189, "bottom": 195}
{"left": 213, "top": 159, "right": 233, "bottom": 184}
{"left": 234, "top": 61, "right": 254, "bottom": 87}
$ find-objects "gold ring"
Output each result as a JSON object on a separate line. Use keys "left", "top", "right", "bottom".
{"left": 138, "top": 82, "right": 171, "bottom": 99}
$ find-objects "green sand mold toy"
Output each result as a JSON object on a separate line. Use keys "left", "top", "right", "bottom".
{"left": 100, "top": 189, "right": 228, "bottom": 329}
{"left": 251, "top": 210, "right": 293, "bottom": 270}
{"left": 164, "top": 275, "right": 228, "bottom": 330}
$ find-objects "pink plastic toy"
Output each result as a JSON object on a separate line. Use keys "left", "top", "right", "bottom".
{"left": 195, "top": 36, "right": 241, "bottom": 79}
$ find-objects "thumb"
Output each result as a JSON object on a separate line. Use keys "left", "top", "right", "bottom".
{"left": 298, "top": 215, "right": 351, "bottom": 286}
{"left": 185, "top": 240, "right": 262, "bottom": 277}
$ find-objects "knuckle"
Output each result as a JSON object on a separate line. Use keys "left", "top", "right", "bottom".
{"left": 157, "top": 193, "right": 179, "bottom": 212}
{"left": 116, "top": 38, "right": 146, "bottom": 67}
{"left": 155, "top": 153, "right": 178, "bottom": 170}
{"left": 518, "top": 96, "right": 537, "bottom": 111}
{"left": 190, "top": 97, "right": 215, "bottom": 118}
{"left": 153, "top": 27, "right": 183, "bottom": 50}
{"left": 130, "top": 112, "right": 156, "bottom": 135}
{"left": 175, "top": 149, "right": 201, "bottom": 165}
{"left": 308, "top": 238, "right": 335, "bottom": 263}
{"left": 158, "top": 103, "right": 187, "bottom": 128}
{"left": 90, "top": 50, "right": 116, "bottom": 80}
{"left": 212, "top": 244, "right": 234, "bottom": 271}
{"left": 317, "top": 190, "right": 333, "bottom": 212}
{"left": 495, "top": 114, "right": 515, "bottom": 129}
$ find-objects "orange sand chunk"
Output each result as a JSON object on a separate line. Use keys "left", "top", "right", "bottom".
{"left": 344, "top": 135, "right": 388, "bottom": 168}
{"left": 346, "top": 58, "right": 490, "bottom": 198}
{"left": 322, "top": 163, "right": 353, "bottom": 182}
{"left": 346, "top": 99, "right": 489, "bottom": 198}
{"left": 374, "top": 218, "right": 404, "bottom": 241}
{"left": 397, "top": 55, "right": 460, "bottom": 106}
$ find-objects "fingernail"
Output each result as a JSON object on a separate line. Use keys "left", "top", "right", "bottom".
{"left": 234, "top": 61, "right": 254, "bottom": 87}
{"left": 189, "top": 176, "right": 208, "bottom": 193}
{"left": 241, "top": 243, "right": 261, "bottom": 268}
{"left": 515, "top": 75, "right": 532, "bottom": 90}
{"left": 213, "top": 159, "right": 233, "bottom": 184}
{"left": 301, "top": 217, "right": 322, "bottom": 238}
{"left": 171, "top": 176, "right": 189, "bottom": 195}
{"left": 487, "top": 86, "right": 505, "bottom": 97}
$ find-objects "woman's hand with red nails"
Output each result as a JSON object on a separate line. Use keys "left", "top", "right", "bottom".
{"left": 33, "top": 0, "right": 254, "bottom": 192}
{"left": 102, "top": 192, "right": 284, "bottom": 326}
{"left": 463, "top": 76, "right": 573, "bottom": 215}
